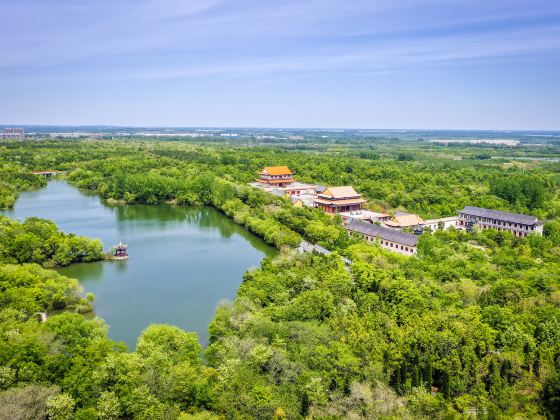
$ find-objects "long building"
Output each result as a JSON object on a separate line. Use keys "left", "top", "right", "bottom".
{"left": 314, "top": 186, "right": 365, "bottom": 214}
{"left": 345, "top": 219, "right": 418, "bottom": 255}
{"left": 458, "top": 206, "right": 543, "bottom": 237}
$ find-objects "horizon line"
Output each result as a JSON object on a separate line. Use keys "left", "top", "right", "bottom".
{"left": 1, "top": 124, "right": 560, "bottom": 133}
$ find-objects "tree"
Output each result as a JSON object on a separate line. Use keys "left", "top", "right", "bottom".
{"left": 0, "top": 385, "right": 59, "bottom": 420}
{"left": 136, "top": 324, "right": 201, "bottom": 366}
{"left": 97, "top": 391, "right": 120, "bottom": 420}
{"left": 541, "top": 372, "right": 560, "bottom": 419}
{"left": 46, "top": 393, "right": 75, "bottom": 420}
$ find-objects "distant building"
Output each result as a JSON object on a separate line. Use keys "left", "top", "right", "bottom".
{"left": 290, "top": 194, "right": 315, "bottom": 208}
{"left": 32, "top": 170, "right": 62, "bottom": 178}
{"left": 384, "top": 212, "right": 425, "bottom": 229}
{"left": 2, "top": 128, "right": 25, "bottom": 140}
{"left": 339, "top": 210, "right": 390, "bottom": 224}
{"left": 277, "top": 182, "right": 317, "bottom": 196}
{"left": 421, "top": 216, "right": 460, "bottom": 232}
{"left": 458, "top": 206, "right": 543, "bottom": 237}
{"left": 257, "top": 166, "right": 295, "bottom": 188}
{"left": 345, "top": 219, "right": 418, "bottom": 255}
{"left": 252, "top": 166, "right": 317, "bottom": 196}
{"left": 314, "top": 186, "right": 365, "bottom": 214}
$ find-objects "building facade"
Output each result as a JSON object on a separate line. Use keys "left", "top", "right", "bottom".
{"left": 458, "top": 206, "right": 543, "bottom": 237}
{"left": 421, "top": 216, "right": 460, "bottom": 232}
{"left": 314, "top": 186, "right": 365, "bottom": 214}
{"left": 345, "top": 219, "right": 418, "bottom": 255}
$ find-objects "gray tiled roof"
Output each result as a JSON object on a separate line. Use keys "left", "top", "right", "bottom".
{"left": 459, "top": 206, "right": 538, "bottom": 225}
{"left": 345, "top": 219, "right": 419, "bottom": 247}
{"left": 269, "top": 189, "right": 286, "bottom": 197}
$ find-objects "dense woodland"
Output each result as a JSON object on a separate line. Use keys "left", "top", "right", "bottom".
{"left": 0, "top": 139, "right": 559, "bottom": 419}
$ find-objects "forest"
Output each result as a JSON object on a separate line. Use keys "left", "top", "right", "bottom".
{"left": 0, "top": 139, "right": 559, "bottom": 419}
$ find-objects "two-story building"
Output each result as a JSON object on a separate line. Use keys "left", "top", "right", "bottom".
{"left": 458, "top": 206, "right": 543, "bottom": 237}
{"left": 314, "top": 186, "right": 366, "bottom": 214}
{"left": 421, "top": 216, "right": 460, "bottom": 232}
{"left": 257, "top": 166, "right": 295, "bottom": 188}
{"left": 345, "top": 219, "right": 418, "bottom": 255}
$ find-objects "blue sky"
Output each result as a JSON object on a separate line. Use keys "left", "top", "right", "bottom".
{"left": 1, "top": 0, "right": 559, "bottom": 129}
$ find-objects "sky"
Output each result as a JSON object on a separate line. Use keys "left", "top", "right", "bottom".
{"left": 1, "top": 0, "right": 560, "bottom": 130}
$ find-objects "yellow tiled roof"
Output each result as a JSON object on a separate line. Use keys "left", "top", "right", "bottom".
{"left": 321, "top": 186, "right": 361, "bottom": 199}
{"left": 385, "top": 214, "right": 425, "bottom": 227}
{"left": 262, "top": 166, "right": 293, "bottom": 175}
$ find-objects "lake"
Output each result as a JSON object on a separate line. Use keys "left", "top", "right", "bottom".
{"left": 1, "top": 180, "right": 276, "bottom": 348}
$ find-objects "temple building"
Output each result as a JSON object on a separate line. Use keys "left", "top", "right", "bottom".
{"left": 345, "top": 219, "right": 418, "bottom": 255}
{"left": 314, "top": 186, "right": 365, "bottom": 214}
{"left": 458, "top": 206, "right": 543, "bottom": 237}
{"left": 257, "top": 166, "right": 295, "bottom": 188}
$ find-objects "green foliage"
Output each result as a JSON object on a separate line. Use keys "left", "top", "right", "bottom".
{"left": 46, "top": 393, "right": 75, "bottom": 420}
{"left": 0, "top": 264, "right": 83, "bottom": 314}
{"left": 0, "top": 140, "right": 559, "bottom": 418}
{"left": 0, "top": 162, "right": 46, "bottom": 209}
{"left": 0, "top": 215, "right": 104, "bottom": 267}
{"left": 541, "top": 371, "right": 560, "bottom": 419}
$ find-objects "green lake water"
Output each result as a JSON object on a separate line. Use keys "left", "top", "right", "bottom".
{"left": 1, "top": 180, "right": 277, "bottom": 348}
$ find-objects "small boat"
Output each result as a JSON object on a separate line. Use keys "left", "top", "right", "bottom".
{"left": 113, "top": 241, "right": 128, "bottom": 260}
